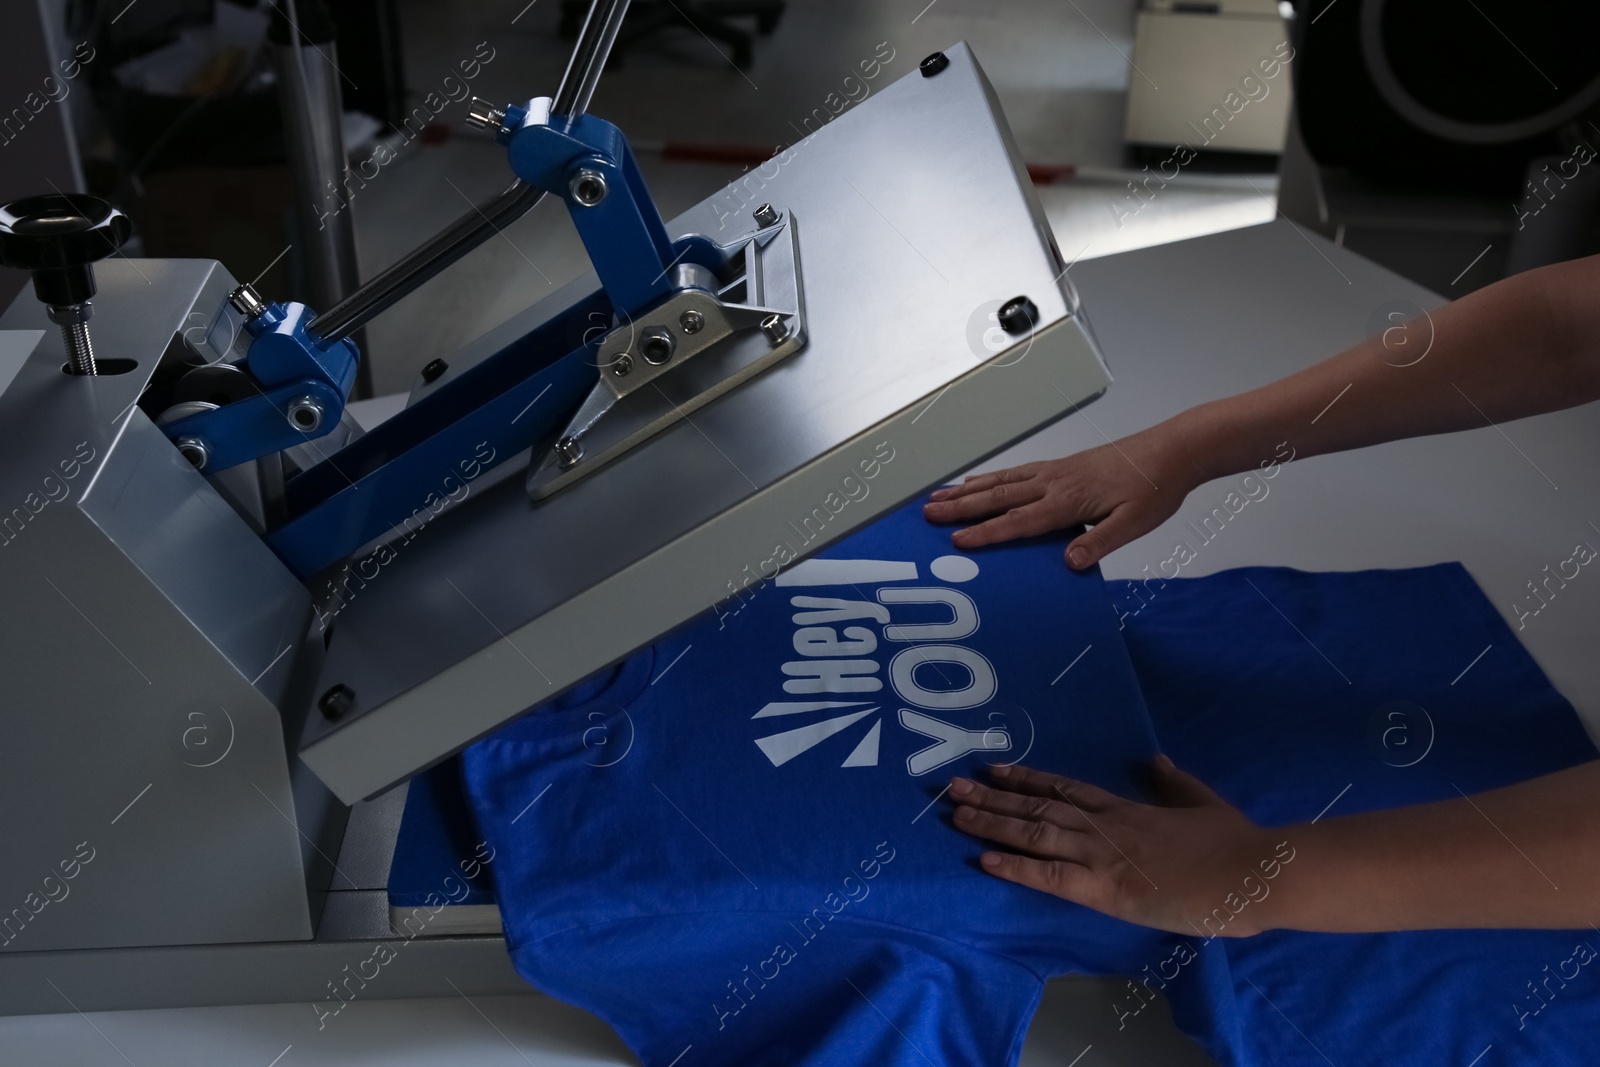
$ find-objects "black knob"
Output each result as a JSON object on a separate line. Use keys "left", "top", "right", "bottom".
{"left": 997, "top": 295, "right": 1039, "bottom": 335}
{"left": 0, "top": 194, "right": 131, "bottom": 307}
{"left": 0, "top": 194, "right": 133, "bottom": 375}
{"left": 318, "top": 684, "right": 356, "bottom": 721}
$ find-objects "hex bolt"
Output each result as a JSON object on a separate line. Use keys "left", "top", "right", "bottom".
{"left": 678, "top": 309, "right": 705, "bottom": 334}
{"left": 287, "top": 395, "right": 325, "bottom": 434}
{"left": 46, "top": 304, "right": 95, "bottom": 376}
{"left": 753, "top": 203, "right": 779, "bottom": 227}
{"left": 760, "top": 313, "right": 788, "bottom": 345}
{"left": 555, "top": 436, "right": 584, "bottom": 468}
{"left": 612, "top": 353, "right": 634, "bottom": 377}
{"left": 228, "top": 283, "right": 268, "bottom": 319}
{"left": 421, "top": 358, "right": 448, "bottom": 383}
{"left": 997, "top": 296, "right": 1039, "bottom": 335}
{"left": 318, "top": 684, "right": 355, "bottom": 721}
{"left": 465, "top": 96, "right": 507, "bottom": 131}
{"left": 920, "top": 52, "right": 950, "bottom": 77}
{"left": 639, "top": 326, "right": 676, "bottom": 365}
{"left": 176, "top": 436, "right": 210, "bottom": 470}
{"left": 569, "top": 168, "right": 608, "bottom": 207}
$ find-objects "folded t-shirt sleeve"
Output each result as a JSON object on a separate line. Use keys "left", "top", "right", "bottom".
{"left": 512, "top": 912, "right": 1046, "bottom": 1067}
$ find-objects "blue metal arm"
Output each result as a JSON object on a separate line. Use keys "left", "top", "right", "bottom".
{"left": 263, "top": 287, "right": 609, "bottom": 579}
{"left": 159, "top": 302, "right": 359, "bottom": 472}
{"left": 216, "top": 96, "right": 735, "bottom": 578}
{"left": 500, "top": 100, "right": 725, "bottom": 309}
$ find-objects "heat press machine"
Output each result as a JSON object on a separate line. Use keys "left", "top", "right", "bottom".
{"left": 0, "top": 1, "right": 1112, "bottom": 1013}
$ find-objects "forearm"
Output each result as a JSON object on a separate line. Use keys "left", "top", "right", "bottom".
{"left": 1262, "top": 761, "right": 1600, "bottom": 933}
{"left": 1160, "top": 254, "right": 1600, "bottom": 486}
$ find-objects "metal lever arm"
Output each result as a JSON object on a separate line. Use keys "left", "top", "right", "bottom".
{"left": 306, "top": 0, "right": 631, "bottom": 344}
{"left": 158, "top": 0, "right": 631, "bottom": 472}
{"left": 496, "top": 100, "right": 722, "bottom": 313}
{"left": 302, "top": 180, "right": 544, "bottom": 343}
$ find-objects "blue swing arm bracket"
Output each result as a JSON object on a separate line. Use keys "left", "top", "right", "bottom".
{"left": 156, "top": 301, "right": 360, "bottom": 474}
{"left": 239, "top": 98, "right": 751, "bottom": 579}
{"left": 498, "top": 98, "right": 726, "bottom": 310}
{"left": 264, "top": 288, "right": 611, "bottom": 580}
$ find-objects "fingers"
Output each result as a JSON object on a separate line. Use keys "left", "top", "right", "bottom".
{"left": 923, "top": 477, "right": 1046, "bottom": 526}
{"left": 978, "top": 851, "right": 1102, "bottom": 905}
{"left": 1062, "top": 502, "right": 1161, "bottom": 570}
{"left": 986, "top": 763, "right": 1122, "bottom": 812}
{"left": 948, "top": 776, "right": 1088, "bottom": 831}
{"left": 926, "top": 465, "right": 1036, "bottom": 503}
{"left": 951, "top": 501, "right": 1066, "bottom": 550}
{"left": 1150, "top": 754, "right": 1224, "bottom": 808}
{"left": 953, "top": 804, "right": 1090, "bottom": 862}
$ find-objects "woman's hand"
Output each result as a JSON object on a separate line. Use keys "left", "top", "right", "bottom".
{"left": 921, "top": 427, "right": 1199, "bottom": 570}
{"left": 949, "top": 759, "right": 1294, "bottom": 938}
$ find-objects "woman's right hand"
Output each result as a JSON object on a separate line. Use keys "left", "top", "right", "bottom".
{"left": 921, "top": 425, "right": 1200, "bottom": 570}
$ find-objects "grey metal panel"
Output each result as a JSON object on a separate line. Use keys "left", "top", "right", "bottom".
{"left": 0, "top": 931, "right": 525, "bottom": 1015}
{"left": 80, "top": 407, "right": 312, "bottom": 709}
{"left": 0, "top": 330, "right": 41, "bottom": 398}
{"left": 0, "top": 509, "right": 313, "bottom": 951}
{"left": 300, "top": 43, "right": 1110, "bottom": 802}
{"left": 0, "top": 262, "right": 317, "bottom": 950}
{"left": 0, "top": 260, "right": 221, "bottom": 453}
{"left": 305, "top": 316, "right": 1108, "bottom": 802}
{"left": 0, "top": 260, "right": 311, "bottom": 707}
{"left": 333, "top": 783, "right": 410, "bottom": 891}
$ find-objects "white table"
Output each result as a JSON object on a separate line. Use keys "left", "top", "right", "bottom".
{"left": 9, "top": 219, "right": 1593, "bottom": 1065}
{"left": 991, "top": 220, "right": 1599, "bottom": 744}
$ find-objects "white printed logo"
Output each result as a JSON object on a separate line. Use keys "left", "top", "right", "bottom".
{"left": 751, "top": 554, "right": 1011, "bottom": 774}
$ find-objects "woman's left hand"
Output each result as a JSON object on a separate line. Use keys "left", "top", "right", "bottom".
{"left": 949, "top": 757, "right": 1296, "bottom": 938}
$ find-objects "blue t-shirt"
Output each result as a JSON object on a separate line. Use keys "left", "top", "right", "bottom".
{"left": 1110, "top": 563, "right": 1600, "bottom": 1067}
{"left": 460, "top": 499, "right": 1169, "bottom": 1066}
{"left": 444, "top": 504, "right": 1599, "bottom": 1066}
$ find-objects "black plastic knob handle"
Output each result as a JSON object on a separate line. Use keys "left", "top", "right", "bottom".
{"left": 0, "top": 194, "right": 132, "bottom": 308}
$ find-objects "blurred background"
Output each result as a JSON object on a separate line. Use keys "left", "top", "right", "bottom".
{"left": 4, "top": 0, "right": 1597, "bottom": 396}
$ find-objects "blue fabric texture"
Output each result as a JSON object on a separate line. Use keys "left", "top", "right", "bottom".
{"left": 390, "top": 760, "right": 497, "bottom": 908}
{"left": 432, "top": 495, "right": 1599, "bottom": 1066}
{"left": 459, "top": 499, "right": 1170, "bottom": 1066}
{"left": 1110, "top": 563, "right": 1599, "bottom": 1067}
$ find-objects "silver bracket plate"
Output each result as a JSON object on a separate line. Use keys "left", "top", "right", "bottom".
{"left": 526, "top": 209, "right": 806, "bottom": 500}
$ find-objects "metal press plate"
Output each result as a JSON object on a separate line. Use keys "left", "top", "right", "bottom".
{"left": 300, "top": 43, "right": 1111, "bottom": 803}
{"left": 526, "top": 211, "right": 808, "bottom": 498}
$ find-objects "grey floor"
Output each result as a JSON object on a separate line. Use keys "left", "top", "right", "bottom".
{"left": 352, "top": 0, "right": 1275, "bottom": 394}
